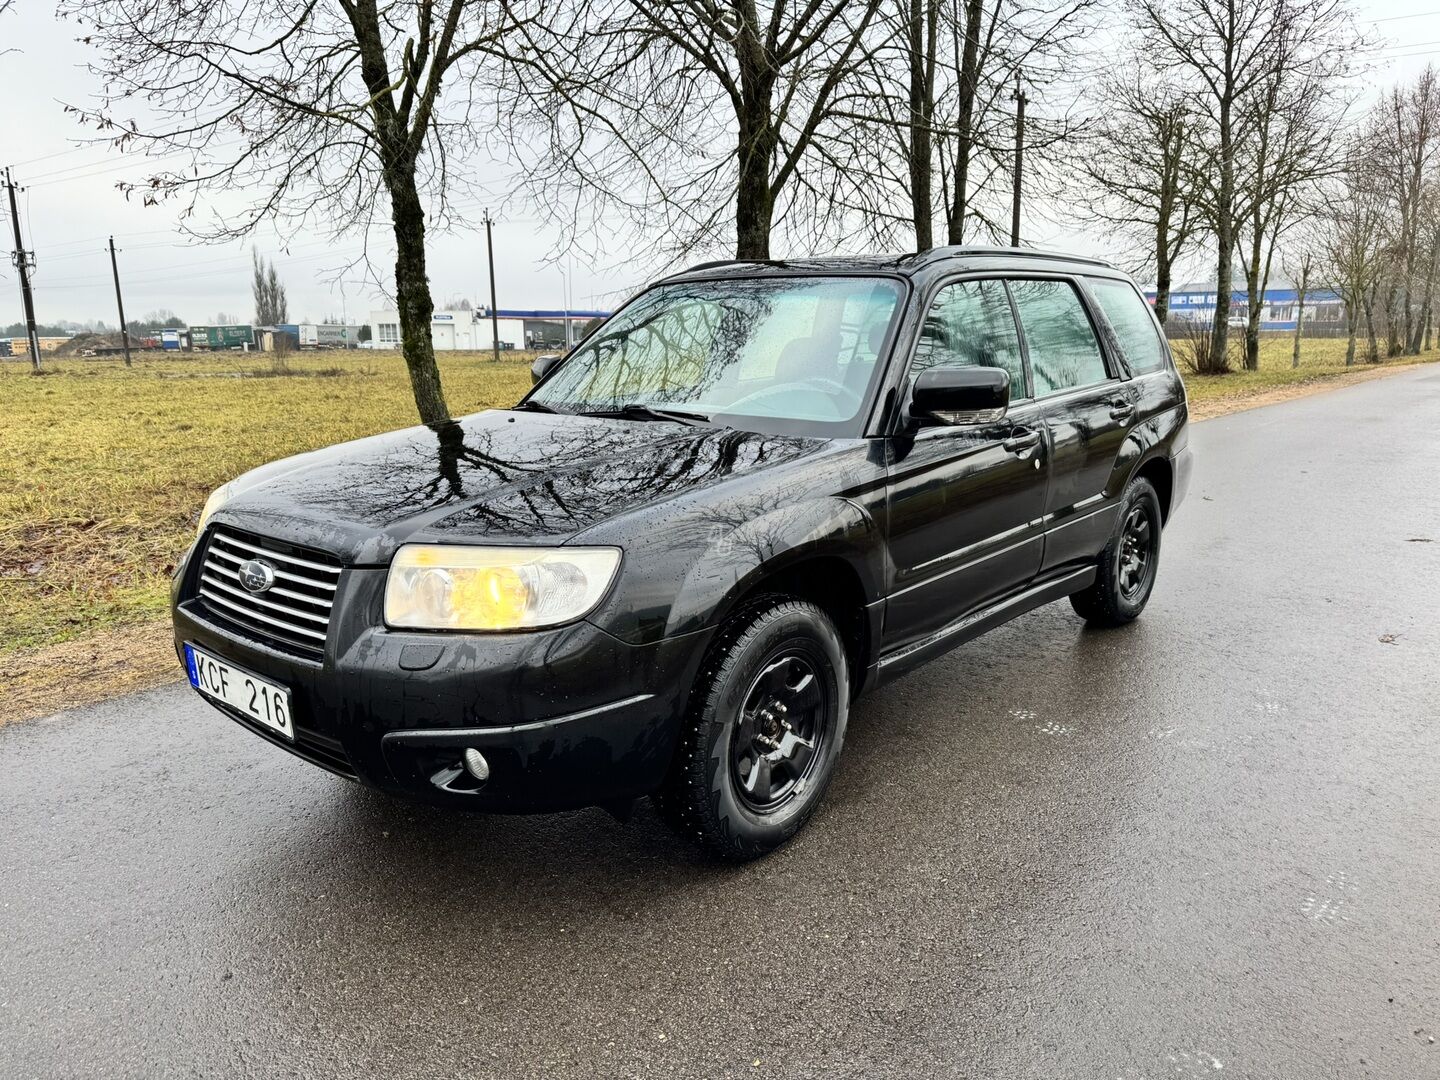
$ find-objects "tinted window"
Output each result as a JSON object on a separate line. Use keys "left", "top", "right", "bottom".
{"left": 1008, "top": 279, "right": 1109, "bottom": 395}
{"left": 911, "top": 279, "right": 1027, "bottom": 399}
{"left": 1088, "top": 277, "right": 1167, "bottom": 373}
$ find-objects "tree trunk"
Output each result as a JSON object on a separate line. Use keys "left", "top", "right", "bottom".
{"left": 1384, "top": 282, "right": 1402, "bottom": 357}
{"left": 1363, "top": 287, "right": 1379, "bottom": 363}
{"left": 1153, "top": 156, "right": 1174, "bottom": 325}
{"left": 1291, "top": 260, "right": 1308, "bottom": 369}
{"left": 1345, "top": 303, "right": 1357, "bottom": 366}
{"left": 1154, "top": 253, "right": 1172, "bottom": 326}
{"left": 735, "top": 93, "right": 777, "bottom": 260}
{"left": 945, "top": 0, "right": 982, "bottom": 244}
{"left": 1208, "top": 98, "right": 1235, "bottom": 374}
{"left": 388, "top": 166, "right": 450, "bottom": 425}
{"left": 907, "top": 0, "right": 937, "bottom": 250}
{"left": 1242, "top": 212, "right": 1263, "bottom": 372}
{"left": 1417, "top": 230, "right": 1439, "bottom": 352}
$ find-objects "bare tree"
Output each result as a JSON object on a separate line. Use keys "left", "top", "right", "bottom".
{"left": 820, "top": 0, "right": 1098, "bottom": 251}
{"left": 252, "top": 251, "right": 289, "bottom": 327}
{"left": 1082, "top": 66, "right": 1202, "bottom": 324}
{"left": 1370, "top": 69, "right": 1440, "bottom": 354}
{"left": 505, "top": 0, "right": 887, "bottom": 262}
{"left": 1133, "top": 0, "right": 1357, "bottom": 373}
{"left": 1283, "top": 245, "right": 1314, "bottom": 368}
{"left": 62, "top": 0, "right": 526, "bottom": 423}
{"left": 1232, "top": 42, "right": 1345, "bottom": 372}
{"left": 1319, "top": 160, "right": 1388, "bottom": 367}
{"left": 936, "top": 0, "right": 1096, "bottom": 243}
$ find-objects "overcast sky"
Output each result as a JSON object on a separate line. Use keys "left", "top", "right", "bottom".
{"left": 4, "top": 1, "right": 1440, "bottom": 329}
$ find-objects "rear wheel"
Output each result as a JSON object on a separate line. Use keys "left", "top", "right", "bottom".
{"left": 1069, "top": 476, "right": 1163, "bottom": 627}
{"left": 657, "top": 596, "right": 848, "bottom": 861}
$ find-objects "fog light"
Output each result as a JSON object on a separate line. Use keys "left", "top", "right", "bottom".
{"left": 462, "top": 748, "right": 490, "bottom": 781}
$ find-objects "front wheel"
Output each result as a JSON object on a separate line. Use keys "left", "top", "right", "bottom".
{"left": 657, "top": 597, "right": 849, "bottom": 861}
{"left": 1069, "top": 476, "right": 1163, "bottom": 627}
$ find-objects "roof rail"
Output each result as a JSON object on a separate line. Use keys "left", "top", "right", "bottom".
{"left": 665, "top": 257, "right": 772, "bottom": 278}
{"left": 917, "top": 245, "right": 1114, "bottom": 269}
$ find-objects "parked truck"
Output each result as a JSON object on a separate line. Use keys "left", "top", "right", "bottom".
{"left": 189, "top": 325, "right": 255, "bottom": 350}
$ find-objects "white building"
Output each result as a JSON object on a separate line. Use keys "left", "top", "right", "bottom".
{"left": 367, "top": 308, "right": 610, "bottom": 351}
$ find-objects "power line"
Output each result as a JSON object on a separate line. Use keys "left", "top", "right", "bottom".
{"left": 1371, "top": 9, "right": 1440, "bottom": 23}
{"left": 1374, "top": 46, "right": 1440, "bottom": 60}
{"left": 1, "top": 145, "right": 97, "bottom": 170}
{"left": 1375, "top": 37, "right": 1440, "bottom": 54}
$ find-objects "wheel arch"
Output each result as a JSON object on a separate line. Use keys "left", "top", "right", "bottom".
{"left": 1131, "top": 454, "right": 1175, "bottom": 523}
{"left": 709, "top": 552, "right": 878, "bottom": 700}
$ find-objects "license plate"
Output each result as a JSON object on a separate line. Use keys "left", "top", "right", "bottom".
{"left": 184, "top": 642, "right": 294, "bottom": 740}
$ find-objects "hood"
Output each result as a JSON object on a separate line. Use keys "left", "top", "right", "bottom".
{"left": 213, "top": 409, "right": 827, "bottom": 564}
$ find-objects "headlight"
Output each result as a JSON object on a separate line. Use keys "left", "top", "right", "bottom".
{"left": 384, "top": 545, "right": 621, "bottom": 631}
{"left": 196, "top": 483, "right": 233, "bottom": 538}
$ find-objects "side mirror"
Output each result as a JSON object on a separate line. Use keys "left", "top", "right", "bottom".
{"left": 531, "top": 353, "right": 563, "bottom": 385}
{"left": 909, "top": 367, "right": 1010, "bottom": 426}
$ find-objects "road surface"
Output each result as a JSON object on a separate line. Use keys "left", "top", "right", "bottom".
{"left": 4, "top": 368, "right": 1439, "bottom": 1079}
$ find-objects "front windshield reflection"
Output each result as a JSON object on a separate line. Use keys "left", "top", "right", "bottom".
{"left": 530, "top": 277, "right": 903, "bottom": 432}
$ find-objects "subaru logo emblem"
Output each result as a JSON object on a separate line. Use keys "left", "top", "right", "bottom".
{"left": 238, "top": 558, "right": 277, "bottom": 594}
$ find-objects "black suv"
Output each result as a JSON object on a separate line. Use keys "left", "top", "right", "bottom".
{"left": 172, "top": 247, "right": 1191, "bottom": 859}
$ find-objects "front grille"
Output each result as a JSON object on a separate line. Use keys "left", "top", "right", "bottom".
{"left": 196, "top": 527, "right": 342, "bottom": 657}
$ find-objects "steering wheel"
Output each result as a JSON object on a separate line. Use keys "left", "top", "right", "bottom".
{"left": 799, "top": 376, "right": 859, "bottom": 404}
{"left": 726, "top": 378, "right": 860, "bottom": 418}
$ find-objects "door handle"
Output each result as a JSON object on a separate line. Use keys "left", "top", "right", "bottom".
{"left": 1002, "top": 429, "right": 1042, "bottom": 457}
{"left": 1108, "top": 399, "right": 1136, "bottom": 421}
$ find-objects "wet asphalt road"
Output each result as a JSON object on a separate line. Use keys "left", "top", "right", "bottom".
{"left": 4, "top": 368, "right": 1440, "bottom": 1079}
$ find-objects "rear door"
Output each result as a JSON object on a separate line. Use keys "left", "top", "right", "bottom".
{"left": 883, "top": 277, "right": 1049, "bottom": 651}
{"left": 1006, "top": 277, "right": 1134, "bottom": 572}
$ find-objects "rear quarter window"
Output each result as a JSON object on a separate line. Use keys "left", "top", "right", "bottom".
{"left": 1087, "top": 277, "right": 1168, "bottom": 374}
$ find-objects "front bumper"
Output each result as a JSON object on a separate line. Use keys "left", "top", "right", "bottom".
{"left": 171, "top": 551, "right": 710, "bottom": 812}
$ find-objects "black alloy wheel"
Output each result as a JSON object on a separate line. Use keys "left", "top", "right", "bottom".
{"left": 731, "top": 652, "right": 832, "bottom": 812}
{"left": 657, "top": 596, "right": 848, "bottom": 860}
{"left": 1117, "top": 502, "right": 1157, "bottom": 601}
{"left": 1069, "top": 475, "right": 1164, "bottom": 627}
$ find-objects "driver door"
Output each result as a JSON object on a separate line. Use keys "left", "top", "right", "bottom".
{"left": 883, "top": 278, "right": 1049, "bottom": 653}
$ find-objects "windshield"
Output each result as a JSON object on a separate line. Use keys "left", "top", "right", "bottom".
{"left": 527, "top": 276, "right": 905, "bottom": 436}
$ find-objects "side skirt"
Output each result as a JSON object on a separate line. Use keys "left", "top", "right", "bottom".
{"left": 871, "top": 566, "right": 1096, "bottom": 685}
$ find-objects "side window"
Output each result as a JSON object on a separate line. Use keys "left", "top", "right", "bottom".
{"left": 911, "top": 279, "right": 1028, "bottom": 399}
{"left": 1008, "top": 279, "right": 1110, "bottom": 396}
{"left": 1087, "top": 277, "right": 1167, "bottom": 374}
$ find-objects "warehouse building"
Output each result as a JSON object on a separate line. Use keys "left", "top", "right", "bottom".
{"left": 1154, "top": 282, "right": 1345, "bottom": 332}
{"left": 366, "top": 307, "right": 610, "bottom": 351}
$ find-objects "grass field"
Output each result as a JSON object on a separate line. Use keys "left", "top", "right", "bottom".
{"left": 1, "top": 350, "right": 534, "bottom": 653}
{"left": 0, "top": 336, "right": 1432, "bottom": 658}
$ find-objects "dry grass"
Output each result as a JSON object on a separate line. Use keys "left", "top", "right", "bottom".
{"left": 1176, "top": 335, "right": 1439, "bottom": 408}
{"left": 0, "top": 350, "right": 534, "bottom": 656}
{"left": 1, "top": 620, "right": 180, "bottom": 727}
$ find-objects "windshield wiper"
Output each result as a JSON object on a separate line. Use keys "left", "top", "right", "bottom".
{"left": 582, "top": 403, "right": 711, "bottom": 426}
{"left": 513, "top": 400, "right": 557, "bottom": 413}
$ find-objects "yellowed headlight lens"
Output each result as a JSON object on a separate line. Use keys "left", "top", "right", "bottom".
{"left": 384, "top": 545, "right": 621, "bottom": 631}
{"left": 450, "top": 565, "right": 530, "bottom": 628}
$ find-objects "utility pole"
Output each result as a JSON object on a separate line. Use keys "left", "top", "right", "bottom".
{"left": 483, "top": 210, "right": 499, "bottom": 363}
{"left": 4, "top": 168, "right": 42, "bottom": 373}
{"left": 1010, "top": 74, "right": 1027, "bottom": 248}
{"left": 108, "top": 236, "right": 132, "bottom": 367}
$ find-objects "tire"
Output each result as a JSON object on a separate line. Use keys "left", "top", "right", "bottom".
{"left": 1069, "top": 476, "right": 1163, "bottom": 627}
{"left": 656, "top": 596, "right": 849, "bottom": 861}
